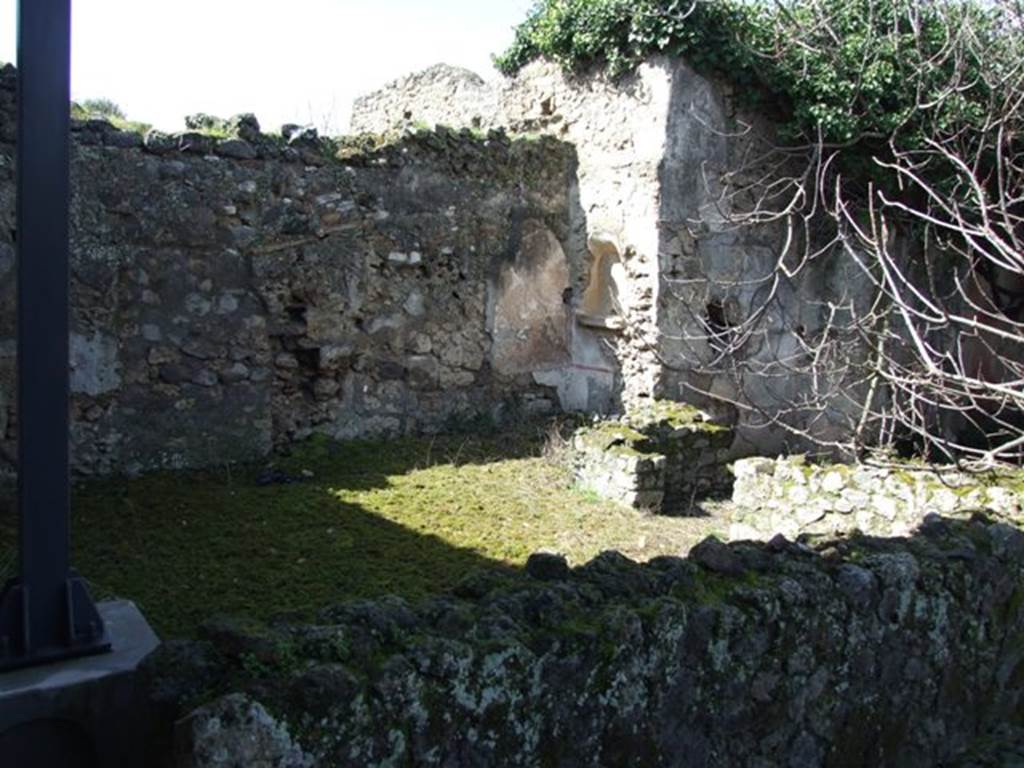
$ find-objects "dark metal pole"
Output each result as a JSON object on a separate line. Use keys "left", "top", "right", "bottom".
{"left": 0, "top": 0, "right": 109, "bottom": 670}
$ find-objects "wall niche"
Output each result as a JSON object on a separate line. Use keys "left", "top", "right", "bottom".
{"left": 576, "top": 232, "right": 626, "bottom": 332}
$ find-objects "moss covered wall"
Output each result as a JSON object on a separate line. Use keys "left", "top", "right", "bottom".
{"left": 154, "top": 516, "right": 1024, "bottom": 767}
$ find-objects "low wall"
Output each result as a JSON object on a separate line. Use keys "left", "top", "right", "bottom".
{"left": 571, "top": 401, "right": 733, "bottom": 512}
{"left": 147, "top": 517, "right": 1024, "bottom": 767}
{"left": 0, "top": 65, "right": 585, "bottom": 476}
{"left": 730, "top": 455, "right": 1024, "bottom": 541}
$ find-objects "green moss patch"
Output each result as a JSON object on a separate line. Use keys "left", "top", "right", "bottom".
{"left": 626, "top": 400, "right": 721, "bottom": 432}
{"left": 0, "top": 425, "right": 724, "bottom": 638}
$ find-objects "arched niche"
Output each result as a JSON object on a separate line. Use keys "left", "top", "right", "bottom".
{"left": 490, "top": 221, "right": 571, "bottom": 376}
{"left": 577, "top": 233, "right": 626, "bottom": 331}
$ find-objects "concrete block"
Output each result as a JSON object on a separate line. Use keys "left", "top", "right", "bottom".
{"left": 0, "top": 600, "right": 160, "bottom": 766}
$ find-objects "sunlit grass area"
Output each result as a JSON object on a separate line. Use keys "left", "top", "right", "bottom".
{"left": 0, "top": 423, "right": 726, "bottom": 638}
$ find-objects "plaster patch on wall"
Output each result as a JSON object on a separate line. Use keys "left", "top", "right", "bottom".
{"left": 490, "top": 221, "right": 571, "bottom": 376}
{"left": 533, "top": 366, "right": 615, "bottom": 413}
{"left": 577, "top": 232, "right": 626, "bottom": 330}
{"left": 70, "top": 331, "right": 121, "bottom": 396}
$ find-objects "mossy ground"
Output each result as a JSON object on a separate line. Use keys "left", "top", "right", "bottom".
{"left": 0, "top": 422, "right": 724, "bottom": 638}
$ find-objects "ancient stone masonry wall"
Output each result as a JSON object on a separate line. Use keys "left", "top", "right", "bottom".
{"left": 0, "top": 64, "right": 581, "bottom": 476}
{"left": 571, "top": 400, "right": 733, "bottom": 513}
{"left": 350, "top": 64, "right": 502, "bottom": 135}
{"left": 353, "top": 61, "right": 883, "bottom": 456}
{"left": 730, "top": 455, "right": 1024, "bottom": 542}
{"left": 354, "top": 60, "right": 681, "bottom": 412}
{"left": 150, "top": 517, "right": 1024, "bottom": 767}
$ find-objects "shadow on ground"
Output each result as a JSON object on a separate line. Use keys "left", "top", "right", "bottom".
{"left": 0, "top": 429, "right": 541, "bottom": 637}
{"left": 0, "top": 420, "right": 725, "bottom": 638}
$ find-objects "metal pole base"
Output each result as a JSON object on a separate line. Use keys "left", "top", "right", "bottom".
{"left": 0, "top": 572, "right": 110, "bottom": 672}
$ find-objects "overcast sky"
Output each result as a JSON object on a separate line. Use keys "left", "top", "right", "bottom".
{"left": 0, "top": 0, "right": 535, "bottom": 133}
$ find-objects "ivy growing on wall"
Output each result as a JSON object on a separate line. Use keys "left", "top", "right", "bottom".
{"left": 494, "top": 0, "right": 1012, "bottom": 150}
{"left": 497, "top": 1, "right": 1024, "bottom": 464}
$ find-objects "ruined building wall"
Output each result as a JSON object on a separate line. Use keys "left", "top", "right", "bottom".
{"left": 354, "top": 60, "right": 678, "bottom": 412}
{"left": 0, "top": 64, "right": 580, "bottom": 476}
{"left": 353, "top": 60, "right": 879, "bottom": 455}
{"left": 653, "top": 67, "right": 880, "bottom": 455}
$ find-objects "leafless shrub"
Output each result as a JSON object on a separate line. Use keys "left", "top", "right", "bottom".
{"left": 664, "top": 0, "right": 1024, "bottom": 467}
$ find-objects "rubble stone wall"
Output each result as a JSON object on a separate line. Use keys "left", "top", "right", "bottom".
{"left": 571, "top": 400, "right": 733, "bottom": 513}
{"left": 0, "top": 65, "right": 582, "bottom": 476}
{"left": 152, "top": 517, "right": 1024, "bottom": 768}
{"left": 730, "top": 455, "right": 1024, "bottom": 542}
{"left": 352, "top": 60, "right": 880, "bottom": 456}
{"left": 354, "top": 60, "right": 684, "bottom": 411}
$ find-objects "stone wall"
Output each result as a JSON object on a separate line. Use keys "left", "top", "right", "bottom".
{"left": 351, "top": 60, "right": 879, "bottom": 456}
{"left": 571, "top": 400, "right": 733, "bottom": 513}
{"left": 350, "top": 64, "right": 503, "bottom": 135}
{"left": 730, "top": 455, "right": 1024, "bottom": 542}
{"left": 0, "top": 64, "right": 586, "bottom": 476}
{"left": 354, "top": 60, "right": 686, "bottom": 413}
{"left": 653, "top": 71, "right": 878, "bottom": 456}
{"left": 149, "top": 517, "right": 1024, "bottom": 767}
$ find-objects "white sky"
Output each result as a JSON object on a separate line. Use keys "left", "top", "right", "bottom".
{"left": 0, "top": 0, "right": 535, "bottom": 133}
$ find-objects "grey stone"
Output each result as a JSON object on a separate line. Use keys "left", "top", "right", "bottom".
{"left": 105, "top": 130, "right": 143, "bottom": 148}
{"left": 319, "top": 345, "right": 354, "bottom": 372}
{"left": 144, "top": 130, "right": 177, "bottom": 154}
{"left": 406, "top": 356, "right": 439, "bottom": 390}
{"left": 229, "top": 113, "right": 261, "bottom": 143}
{"left": 221, "top": 363, "right": 251, "bottom": 384}
{"left": 525, "top": 551, "right": 569, "bottom": 581}
{"left": 275, "top": 353, "right": 299, "bottom": 370}
{"left": 192, "top": 369, "right": 219, "bottom": 387}
{"left": 175, "top": 694, "right": 313, "bottom": 768}
{"left": 836, "top": 564, "right": 877, "bottom": 608}
{"left": 286, "top": 125, "right": 319, "bottom": 148}
{"left": 177, "top": 132, "right": 215, "bottom": 155}
{"left": 216, "top": 139, "right": 257, "bottom": 161}
{"left": 403, "top": 290, "right": 426, "bottom": 317}
{"left": 690, "top": 536, "right": 745, "bottom": 575}
{"left": 70, "top": 331, "right": 121, "bottom": 396}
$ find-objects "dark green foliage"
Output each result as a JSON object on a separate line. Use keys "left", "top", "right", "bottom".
{"left": 495, "top": 0, "right": 1015, "bottom": 149}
